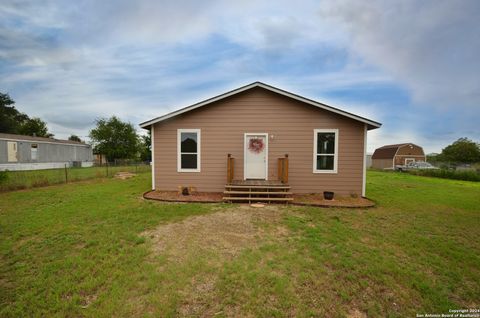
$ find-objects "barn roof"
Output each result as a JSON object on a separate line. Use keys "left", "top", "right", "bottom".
{"left": 371, "top": 143, "right": 422, "bottom": 159}
{"left": 139, "top": 81, "right": 382, "bottom": 130}
{"left": 0, "top": 133, "right": 89, "bottom": 147}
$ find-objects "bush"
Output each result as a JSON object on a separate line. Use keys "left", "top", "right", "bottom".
{"left": 0, "top": 171, "right": 8, "bottom": 183}
{"left": 408, "top": 169, "right": 480, "bottom": 182}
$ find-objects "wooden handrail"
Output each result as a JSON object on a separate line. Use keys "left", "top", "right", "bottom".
{"left": 278, "top": 154, "right": 289, "bottom": 184}
{"left": 284, "top": 154, "right": 289, "bottom": 184}
{"left": 227, "top": 154, "right": 234, "bottom": 184}
{"left": 277, "top": 158, "right": 283, "bottom": 183}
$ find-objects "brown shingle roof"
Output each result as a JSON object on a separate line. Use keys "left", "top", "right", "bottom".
{"left": 371, "top": 143, "right": 422, "bottom": 159}
{"left": 377, "top": 143, "right": 410, "bottom": 149}
{"left": 0, "top": 133, "right": 89, "bottom": 146}
{"left": 372, "top": 143, "right": 409, "bottom": 159}
{"left": 371, "top": 146, "right": 400, "bottom": 159}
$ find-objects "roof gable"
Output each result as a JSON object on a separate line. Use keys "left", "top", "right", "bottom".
{"left": 372, "top": 143, "right": 424, "bottom": 159}
{"left": 140, "top": 82, "right": 382, "bottom": 130}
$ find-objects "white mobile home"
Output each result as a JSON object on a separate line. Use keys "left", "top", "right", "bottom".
{"left": 0, "top": 133, "right": 94, "bottom": 171}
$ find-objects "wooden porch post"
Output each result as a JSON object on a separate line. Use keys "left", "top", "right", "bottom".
{"left": 284, "top": 154, "right": 289, "bottom": 184}
{"left": 277, "top": 154, "right": 289, "bottom": 184}
{"left": 227, "top": 154, "right": 234, "bottom": 184}
{"left": 277, "top": 158, "right": 283, "bottom": 183}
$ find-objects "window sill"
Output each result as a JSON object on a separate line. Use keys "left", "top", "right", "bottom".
{"left": 177, "top": 169, "right": 201, "bottom": 173}
{"left": 313, "top": 170, "right": 338, "bottom": 174}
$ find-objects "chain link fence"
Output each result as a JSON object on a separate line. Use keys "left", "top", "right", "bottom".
{"left": 0, "top": 162, "right": 151, "bottom": 192}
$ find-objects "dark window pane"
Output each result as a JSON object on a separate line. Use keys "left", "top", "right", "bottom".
{"left": 316, "top": 155, "right": 334, "bottom": 170}
{"left": 181, "top": 154, "right": 197, "bottom": 169}
{"left": 317, "top": 133, "right": 335, "bottom": 154}
{"left": 181, "top": 133, "right": 197, "bottom": 153}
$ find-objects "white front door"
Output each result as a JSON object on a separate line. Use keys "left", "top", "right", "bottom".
{"left": 244, "top": 133, "right": 268, "bottom": 179}
{"left": 7, "top": 142, "right": 18, "bottom": 162}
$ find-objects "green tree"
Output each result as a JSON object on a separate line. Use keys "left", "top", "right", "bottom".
{"left": 139, "top": 132, "right": 151, "bottom": 162}
{"left": 89, "top": 116, "right": 139, "bottom": 162}
{"left": 441, "top": 137, "right": 480, "bottom": 163}
{"left": 68, "top": 135, "right": 82, "bottom": 142}
{"left": 1, "top": 92, "right": 53, "bottom": 137}
{"left": 0, "top": 92, "right": 28, "bottom": 133}
{"left": 19, "top": 117, "right": 53, "bottom": 138}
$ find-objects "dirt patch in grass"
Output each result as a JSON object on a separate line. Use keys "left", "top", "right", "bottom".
{"left": 178, "top": 274, "right": 219, "bottom": 317}
{"left": 141, "top": 205, "right": 289, "bottom": 315}
{"left": 143, "top": 205, "right": 286, "bottom": 259}
{"left": 348, "top": 308, "right": 367, "bottom": 318}
{"left": 114, "top": 172, "right": 137, "bottom": 179}
{"left": 144, "top": 190, "right": 223, "bottom": 203}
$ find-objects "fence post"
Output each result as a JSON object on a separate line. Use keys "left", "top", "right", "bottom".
{"left": 64, "top": 164, "right": 68, "bottom": 183}
{"left": 106, "top": 162, "right": 108, "bottom": 177}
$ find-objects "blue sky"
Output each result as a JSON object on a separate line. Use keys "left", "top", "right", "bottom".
{"left": 1, "top": 0, "right": 479, "bottom": 153}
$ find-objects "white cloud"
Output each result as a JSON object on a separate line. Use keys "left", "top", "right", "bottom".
{"left": 1, "top": 0, "right": 478, "bottom": 151}
{"left": 319, "top": 0, "right": 480, "bottom": 109}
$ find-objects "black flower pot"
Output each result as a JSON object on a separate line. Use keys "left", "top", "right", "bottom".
{"left": 323, "top": 191, "right": 334, "bottom": 200}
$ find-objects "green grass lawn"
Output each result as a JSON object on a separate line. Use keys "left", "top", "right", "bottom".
{"left": 0, "top": 171, "right": 479, "bottom": 317}
{"left": 0, "top": 164, "right": 150, "bottom": 192}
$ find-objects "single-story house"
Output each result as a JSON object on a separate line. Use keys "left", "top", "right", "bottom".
{"left": 371, "top": 143, "right": 425, "bottom": 170}
{"left": 140, "top": 82, "right": 381, "bottom": 201}
{"left": 0, "top": 133, "right": 94, "bottom": 171}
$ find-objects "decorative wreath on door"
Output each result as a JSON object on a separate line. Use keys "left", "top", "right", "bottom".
{"left": 248, "top": 138, "right": 264, "bottom": 154}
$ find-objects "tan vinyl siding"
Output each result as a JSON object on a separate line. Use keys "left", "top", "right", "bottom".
{"left": 153, "top": 87, "right": 365, "bottom": 195}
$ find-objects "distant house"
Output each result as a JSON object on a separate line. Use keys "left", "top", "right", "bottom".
{"left": 371, "top": 143, "right": 425, "bottom": 170}
{"left": 140, "top": 81, "right": 381, "bottom": 200}
{"left": 94, "top": 153, "right": 107, "bottom": 165}
{"left": 365, "top": 153, "right": 373, "bottom": 168}
{"left": 0, "top": 133, "right": 94, "bottom": 171}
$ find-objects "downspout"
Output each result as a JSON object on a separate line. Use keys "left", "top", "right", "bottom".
{"left": 151, "top": 125, "right": 155, "bottom": 190}
{"left": 362, "top": 124, "right": 367, "bottom": 197}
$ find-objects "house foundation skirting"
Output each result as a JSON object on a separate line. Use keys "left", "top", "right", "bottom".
{"left": 0, "top": 161, "right": 94, "bottom": 171}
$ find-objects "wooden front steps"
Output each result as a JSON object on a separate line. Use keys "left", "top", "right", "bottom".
{"left": 224, "top": 191, "right": 293, "bottom": 195}
{"left": 223, "top": 181, "right": 293, "bottom": 203}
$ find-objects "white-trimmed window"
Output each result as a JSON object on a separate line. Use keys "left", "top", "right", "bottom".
{"left": 31, "top": 144, "right": 38, "bottom": 161}
{"left": 313, "top": 129, "right": 338, "bottom": 173}
{"left": 177, "top": 129, "right": 201, "bottom": 172}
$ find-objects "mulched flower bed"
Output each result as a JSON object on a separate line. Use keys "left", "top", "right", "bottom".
{"left": 144, "top": 190, "right": 375, "bottom": 208}
{"left": 144, "top": 190, "right": 223, "bottom": 203}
